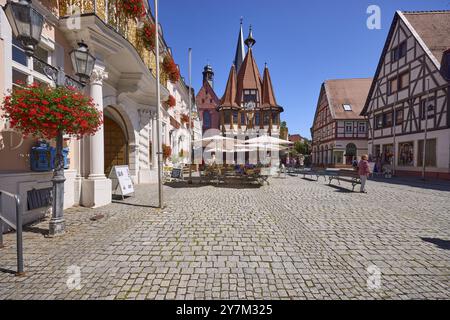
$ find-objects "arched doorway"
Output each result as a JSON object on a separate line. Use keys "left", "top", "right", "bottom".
{"left": 345, "top": 143, "right": 357, "bottom": 165}
{"left": 104, "top": 116, "right": 128, "bottom": 175}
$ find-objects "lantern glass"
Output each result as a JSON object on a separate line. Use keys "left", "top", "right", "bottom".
{"left": 5, "top": 0, "right": 44, "bottom": 55}
{"left": 70, "top": 42, "right": 96, "bottom": 83}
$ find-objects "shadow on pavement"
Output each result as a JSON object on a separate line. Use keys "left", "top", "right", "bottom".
{"left": 370, "top": 176, "right": 450, "bottom": 192}
{"left": 327, "top": 184, "right": 355, "bottom": 193}
{"left": 421, "top": 238, "right": 450, "bottom": 250}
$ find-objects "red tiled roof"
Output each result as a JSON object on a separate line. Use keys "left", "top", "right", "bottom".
{"left": 324, "top": 78, "right": 372, "bottom": 120}
{"left": 261, "top": 66, "right": 278, "bottom": 108}
{"left": 220, "top": 65, "right": 239, "bottom": 108}
{"left": 402, "top": 11, "right": 450, "bottom": 65}
{"left": 236, "top": 48, "right": 263, "bottom": 106}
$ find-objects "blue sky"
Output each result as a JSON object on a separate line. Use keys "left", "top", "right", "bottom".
{"left": 150, "top": 0, "right": 450, "bottom": 138}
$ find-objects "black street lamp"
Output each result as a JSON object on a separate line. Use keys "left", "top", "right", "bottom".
{"left": 4, "top": 0, "right": 43, "bottom": 56}
{"left": 4, "top": 0, "right": 96, "bottom": 235}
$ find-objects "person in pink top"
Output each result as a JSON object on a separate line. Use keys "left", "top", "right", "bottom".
{"left": 358, "top": 154, "right": 371, "bottom": 193}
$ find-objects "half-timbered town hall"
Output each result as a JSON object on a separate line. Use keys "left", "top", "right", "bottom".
{"left": 361, "top": 11, "right": 450, "bottom": 179}
{"left": 217, "top": 25, "right": 284, "bottom": 137}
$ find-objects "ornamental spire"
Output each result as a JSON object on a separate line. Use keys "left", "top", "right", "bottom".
{"left": 234, "top": 18, "right": 246, "bottom": 73}
{"left": 245, "top": 25, "right": 256, "bottom": 48}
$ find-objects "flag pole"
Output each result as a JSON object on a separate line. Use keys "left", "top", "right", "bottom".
{"left": 188, "top": 48, "right": 193, "bottom": 184}
{"left": 154, "top": 0, "right": 164, "bottom": 208}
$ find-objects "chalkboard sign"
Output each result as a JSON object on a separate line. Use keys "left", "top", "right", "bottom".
{"left": 171, "top": 168, "right": 183, "bottom": 180}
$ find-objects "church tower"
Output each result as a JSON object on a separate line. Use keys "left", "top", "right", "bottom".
{"left": 202, "top": 63, "right": 214, "bottom": 89}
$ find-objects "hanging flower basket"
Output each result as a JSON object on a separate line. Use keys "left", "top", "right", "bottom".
{"left": 162, "top": 55, "right": 180, "bottom": 83}
{"left": 166, "top": 95, "right": 176, "bottom": 108}
{"left": 115, "top": 0, "right": 147, "bottom": 19}
{"left": 1, "top": 82, "right": 103, "bottom": 139}
{"left": 140, "top": 19, "right": 156, "bottom": 51}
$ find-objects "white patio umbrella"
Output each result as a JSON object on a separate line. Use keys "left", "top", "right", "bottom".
{"left": 246, "top": 135, "right": 293, "bottom": 146}
{"left": 194, "top": 135, "right": 236, "bottom": 146}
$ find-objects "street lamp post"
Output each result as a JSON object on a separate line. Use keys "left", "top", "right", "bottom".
{"left": 4, "top": 0, "right": 96, "bottom": 235}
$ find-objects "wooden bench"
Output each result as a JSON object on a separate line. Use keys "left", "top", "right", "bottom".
{"left": 328, "top": 169, "right": 361, "bottom": 191}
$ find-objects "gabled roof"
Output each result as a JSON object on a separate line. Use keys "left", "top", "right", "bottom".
{"left": 220, "top": 65, "right": 239, "bottom": 108}
{"left": 324, "top": 78, "right": 372, "bottom": 120}
{"left": 361, "top": 10, "right": 450, "bottom": 115}
{"left": 236, "top": 48, "right": 263, "bottom": 105}
{"left": 198, "top": 78, "right": 219, "bottom": 102}
{"left": 402, "top": 11, "right": 450, "bottom": 66}
{"left": 261, "top": 65, "right": 278, "bottom": 108}
{"left": 312, "top": 78, "right": 372, "bottom": 126}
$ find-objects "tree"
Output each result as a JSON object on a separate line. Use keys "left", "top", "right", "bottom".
{"left": 294, "top": 141, "right": 311, "bottom": 155}
{"left": 280, "top": 121, "right": 288, "bottom": 140}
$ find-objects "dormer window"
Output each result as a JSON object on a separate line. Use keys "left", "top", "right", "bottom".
{"left": 343, "top": 104, "right": 352, "bottom": 111}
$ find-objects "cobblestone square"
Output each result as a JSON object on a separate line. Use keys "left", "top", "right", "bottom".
{"left": 0, "top": 177, "right": 449, "bottom": 300}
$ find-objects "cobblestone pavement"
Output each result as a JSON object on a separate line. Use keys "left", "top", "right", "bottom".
{"left": 0, "top": 176, "right": 449, "bottom": 300}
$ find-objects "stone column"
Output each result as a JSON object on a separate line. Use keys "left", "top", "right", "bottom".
{"left": 138, "top": 109, "right": 152, "bottom": 183}
{"left": 152, "top": 113, "right": 158, "bottom": 169}
{"left": 81, "top": 65, "right": 112, "bottom": 208}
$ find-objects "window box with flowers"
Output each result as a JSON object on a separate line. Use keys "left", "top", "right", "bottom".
{"left": 180, "top": 114, "right": 190, "bottom": 125}
{"left": 114, "top": 0, "right": 147, "bottom": 20}
{"left": 162, "top": 55, "right": 180, "bottom": 83}
{"left": 140, "top": 19, "right": 156, "bottom": 51}
{"left": 166, "top": 95, "right": 176, "bottom": 108}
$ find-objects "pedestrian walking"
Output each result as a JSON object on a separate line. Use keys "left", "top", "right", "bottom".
{"left": 358, "top": 154, "right": 371, "bottom": 193}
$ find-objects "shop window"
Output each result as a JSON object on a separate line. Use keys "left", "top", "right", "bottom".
{"left": 398, "top": 142, "right": 414, "bottom": 166}
{"left": 382, "top": 144, "right": 394, "bottom": 163}
{"left": 417, "top": 139, "right": 437, "bottom": 167}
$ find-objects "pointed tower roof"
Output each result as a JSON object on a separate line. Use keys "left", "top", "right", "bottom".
{"left": 234, "top": 18, "right": 246, "bottom": 73}
{"left": 261, "top": 64, "right": 278, "bottom": 108}
{"left": 220, "top": 64, "right": 239, "bottom": 108}
{"left": 236, "top": 48, "right": 263, "bottom": 106}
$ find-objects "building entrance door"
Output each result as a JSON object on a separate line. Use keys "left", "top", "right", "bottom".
{"left": 104, "top": 116, "right": 128, "bottom": 175}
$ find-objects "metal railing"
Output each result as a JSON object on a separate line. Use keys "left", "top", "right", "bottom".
{"left": 0, "top": 190, "right": 25, "bottom": 276}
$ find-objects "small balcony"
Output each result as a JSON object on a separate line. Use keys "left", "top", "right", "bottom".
{"left": 58, "top": 0, "right": 168, "bottom": 86}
